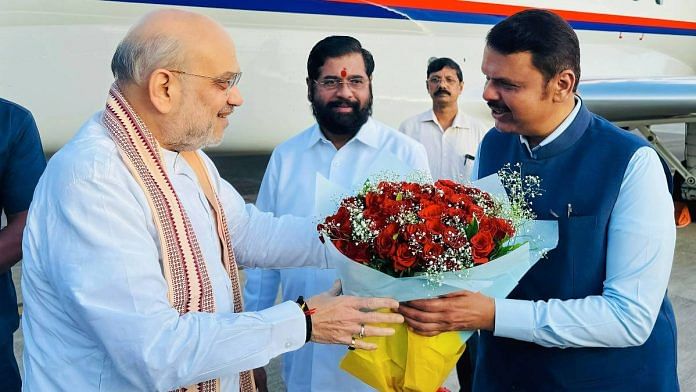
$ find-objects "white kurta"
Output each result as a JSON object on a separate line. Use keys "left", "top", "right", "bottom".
{"left": 21, "top": 112, "right": 328, "bottom": 391}
{"left": 399, "top": 109, "right": 490, "bottom": 181}
{"left": 243, "top": 118, "right": 430, "bottom": 391}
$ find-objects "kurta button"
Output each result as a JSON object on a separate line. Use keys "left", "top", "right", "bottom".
{"left": 285, "top": 341, "right": 292, "bottom": 348}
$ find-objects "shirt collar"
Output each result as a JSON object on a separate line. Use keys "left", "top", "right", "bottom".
{"left": 520, "top": 96, "right": 582, "bottom": 156}
{"left": 420, "top": 108, "right": 469, "bottom": 131}
{"left": 304, "top": 117, "right": 379, "bottom": 150}
{"left": 159, "top": 147, "right": 187, "bottom": 175}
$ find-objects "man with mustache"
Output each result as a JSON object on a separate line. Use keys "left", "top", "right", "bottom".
{"left": 243, "top": 36, "right": 429, "bottom": 391}
{"left": 20, "top": 12, "right": 406, "bottom": 391}
{"left": 399, "top": 9, "right": 678, "bottom": 391}
{"left": 399, "top": 57, "right": 489, "bottom": 182}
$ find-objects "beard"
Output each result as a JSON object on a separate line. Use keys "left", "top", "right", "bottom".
{"left": 311, "top": 93, "right": 372, "bottom": 137}
{"left": 166, "top": 115, "right": 215, "bottom": 151}
{"left": 165, "top": 97, "right": 232, "bottom": 151}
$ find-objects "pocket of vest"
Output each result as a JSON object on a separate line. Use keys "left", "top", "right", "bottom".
{"left": 565, "top": 215, "right": 602, "bottom": 298}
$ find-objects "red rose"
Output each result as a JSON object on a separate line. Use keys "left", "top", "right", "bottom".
{"left": 470, "top": 231, "right": 495, "bottom": 265}
{"left": 479, "top": 217, "right": 515, "bottom": 241}
{"left": 375, "top": 233, "right": 397, "bottom": 259}
{"left": 465, "top": 204, "right": 484, "bottom": 222}
{"left": 364, "top": 191, "right": 383, "bottom": 210}
{"left": 393, "top": 243, "right": 417, "bottom": 271}
{"left": 383, "top": 197, "right": 403, "bottom": 216}
{"left": 382, "top": 222, "right": 399, "bottom": 236}
{"left": 418, "top": 204, "right": 443, "bottom": 219}
{"left": 344, "top": 241, "right": 370, "bottom": 263}
{"left": 402, "top": 182, "right": 424, "bottom": 195}
{"left": 435, "top": 179, "right": 457, "bottom": 192}
{"left": 375, "top": 222, "right": 399, "bottom": 259}
{"left": 327, "top": 206, "right": 352, "bottom": 238}
{"left": 425, "top": 217, "right": 445, "bottom": 235}
{"left": 494, "top": 218, "right": 515, "bottom": 239}
{"left": 364, "top": 207, "right": 388, "bottom": 230}
{"left": 448, "top": 193, "right": 473, "bottom": 205}
{"left": 402, "top": 223, "right": 426, "bottom": 242}
{"left": 422, "top": 240, "right": 444, "bottom": 260}
{"left": 333, "top": 239, "right": 349, "bottom": 254}
{"left": 445, "top": 206, "right": 465, "bottom": 219}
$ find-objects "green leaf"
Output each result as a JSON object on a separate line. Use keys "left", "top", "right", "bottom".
{"left": 360, "top": 179, "right": 372, "bottom": 195}
{"left": 494, "top": 242, "right": 525, "bottom": 258}
{"left": 465, "top": 217, "right": 479, "bottom": 238}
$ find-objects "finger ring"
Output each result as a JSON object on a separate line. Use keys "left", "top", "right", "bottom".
{"left": 348, "top": 336, "right": 356, "bottom": 350}
{"left": 359, "top": 323, "right": 365, "bottom": 339}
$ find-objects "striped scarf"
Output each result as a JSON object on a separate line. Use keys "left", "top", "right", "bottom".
{"left": 103, "top": 84, "right": 255, "bottom": 392}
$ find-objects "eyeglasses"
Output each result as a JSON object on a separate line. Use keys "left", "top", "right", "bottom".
{"left": 427, "top": 76, "right": 460, "bottom": 86}
{"left": 313, "top": 77, "right": 368, "bottom": 91}
{"left": 169, "top": 69, "right": 242, "bottom": 95}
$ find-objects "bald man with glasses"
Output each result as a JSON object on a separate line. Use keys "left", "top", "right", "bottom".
{"left": 20, "top": 11, "right": 405, "bottom": 392}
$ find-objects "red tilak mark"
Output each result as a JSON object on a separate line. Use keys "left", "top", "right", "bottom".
{"left": 341, "top": 68, "right": 347, "bottom": 78}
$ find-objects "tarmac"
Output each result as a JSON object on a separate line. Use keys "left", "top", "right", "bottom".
{"left": 10, "top": 126, "right": 696, "bottom": 391}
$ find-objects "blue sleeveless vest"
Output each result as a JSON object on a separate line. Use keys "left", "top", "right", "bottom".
{"left": 474, "top": 104, "right": 678, "bottom": 391}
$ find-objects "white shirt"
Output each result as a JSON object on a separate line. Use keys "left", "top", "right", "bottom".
{"left": 243, "top": 118, "right": 430, "bottom": 391}
{"left": 399, "top": 109, "right": 489, "bottom": 181}
{"left": 21, "top": 112, "right": 328, "bottom": 391}
{"left": 472, "top": 102, "right": 676, "bottom": 348}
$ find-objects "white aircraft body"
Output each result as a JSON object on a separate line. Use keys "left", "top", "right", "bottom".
{"left": 1, "top": 0, "right": 695, "bottom": 196}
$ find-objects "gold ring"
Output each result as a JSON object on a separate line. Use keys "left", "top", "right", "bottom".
{"left": 359, "top": 324, "right": 365, "bottom": 339}
{"left": 348, "top": 336, "right": 356, "bottom": 350}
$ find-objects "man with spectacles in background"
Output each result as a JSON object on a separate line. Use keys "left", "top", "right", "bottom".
{"left": 398, "top": 57, "right": 489, "bottom": 392}
{"left": 20, "top": 11, "right": 406, "bottom": 391}
{"left": 399, "top": 58, "right": 489, "bottom": 183}
{"left": 243, "top": 35, "right": 429, "bottom": 391}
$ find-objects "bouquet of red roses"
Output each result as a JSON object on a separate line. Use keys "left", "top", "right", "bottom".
{"left": 317, "top": 169, "right": 557, "bottom": 392}
{"left": 319, "top": 179, "right": 521, "bottom": 278}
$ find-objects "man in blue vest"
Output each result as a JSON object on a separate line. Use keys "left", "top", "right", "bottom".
{"left": 0, "top": 98, "right": 46, "bottom": 391}
{"left": 399, "top": 9, "right": 678, "bottom": 391}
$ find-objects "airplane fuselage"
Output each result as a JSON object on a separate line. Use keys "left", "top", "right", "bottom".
{"left": 1, "top": 0, "right": 695, "bottom": 152}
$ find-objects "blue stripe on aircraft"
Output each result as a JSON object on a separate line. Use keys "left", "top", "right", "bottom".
{"left": 106, "top": 0, "right": 696, "bottom": 36}
{"left": 107, "top": 0, "right": 405, "bottom": 20}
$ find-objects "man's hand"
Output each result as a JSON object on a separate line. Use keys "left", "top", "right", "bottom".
{"left": 306, "top": 281, "right": 404, "bottom": 350}
{"left": 398, "top": 290, "right": 495, "bottom": 337}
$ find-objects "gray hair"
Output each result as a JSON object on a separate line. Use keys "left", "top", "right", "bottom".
{"left": 111, "top": 34, "right": 184, "bottom": 86}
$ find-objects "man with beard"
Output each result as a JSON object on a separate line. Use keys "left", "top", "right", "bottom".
{"left": 243, "top": 36, "right": 429, "bottom": 391}
{"left": 399, "top": 57, "right": 489, "bottom": 182}
{"left": 399, "top": 9, "right": 677, "bottom": 391}
{"left": 20, "top": 12, "right": 406, "bottom": 391}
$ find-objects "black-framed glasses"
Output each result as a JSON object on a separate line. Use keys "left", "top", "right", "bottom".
{"left": 427, "top": 76, "right": 459, "bottom": 86}
{"left": 169, "top": 69, "right": 242, "bottom": 95}
{"left": 313, "top": 77, "right": 368, "bottom": 91}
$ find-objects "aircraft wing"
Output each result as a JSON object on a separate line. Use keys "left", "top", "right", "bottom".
{"left": 578, "top": 77, "right": 696, "bottom": 199}
{"left": 578, "top": 77, "right": 696, "bottom": 123}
